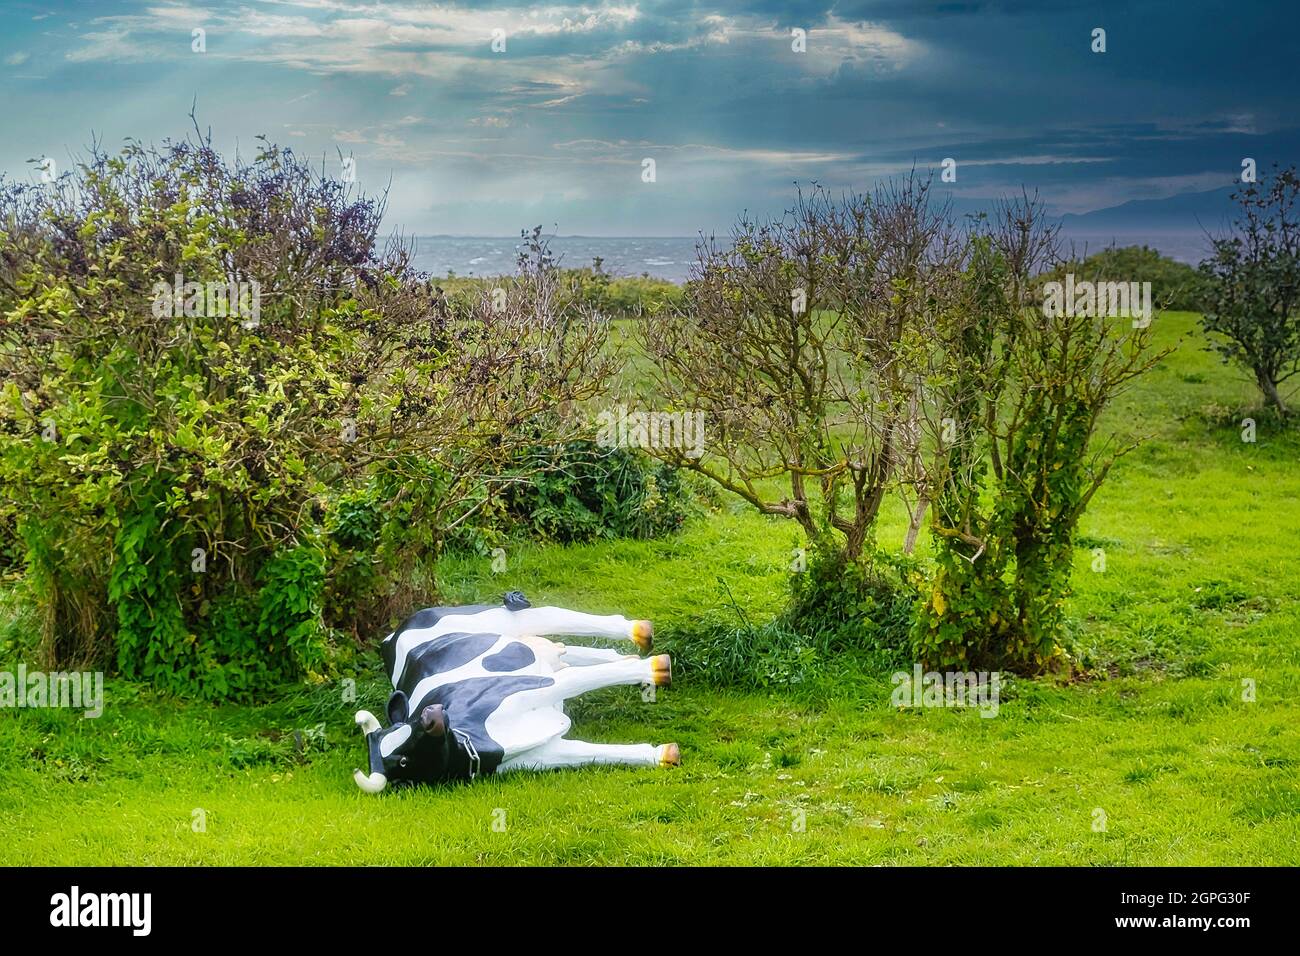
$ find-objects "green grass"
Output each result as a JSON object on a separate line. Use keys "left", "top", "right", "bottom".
{"left": 2, "top": 311, "right": 1298, "bottom": 865}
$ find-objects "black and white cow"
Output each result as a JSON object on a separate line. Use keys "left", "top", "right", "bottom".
{"left": 353, "top": 592, "right": 679, "bottom": 792}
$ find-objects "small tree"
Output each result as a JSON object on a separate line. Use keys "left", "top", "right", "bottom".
{"left": 638, "top": 181, "right": 959, "bottom": 568}
{"left": 1200, "top": 165, "right": 1300, "bottom": 415}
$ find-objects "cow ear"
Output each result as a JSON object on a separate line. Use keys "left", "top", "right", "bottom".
{"left": 386, "top": 690, "right": 410, "bottom": 725}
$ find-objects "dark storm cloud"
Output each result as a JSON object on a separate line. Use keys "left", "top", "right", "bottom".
{"left": 0, "top": 0, "right": 1295, "bottom": 233}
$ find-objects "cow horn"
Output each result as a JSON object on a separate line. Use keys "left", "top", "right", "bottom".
{"left": 353, "top": 769, "right": 388, "bottom": 794}
{"left": 355, "top": 710, "right": 382, "bottom": 735}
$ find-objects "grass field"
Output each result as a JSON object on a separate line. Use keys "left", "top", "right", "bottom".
{"left": 2, "top": 311, "right": 1298, "bottom": 865}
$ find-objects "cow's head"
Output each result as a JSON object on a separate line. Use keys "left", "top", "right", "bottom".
{"left": 353, "top": 691, "right": 454, "bottom": 793}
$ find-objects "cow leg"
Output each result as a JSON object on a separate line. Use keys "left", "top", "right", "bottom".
{"left": 499, "top": 737, "right": 678, "bottom": 771}
{"left": 556, "top": 644, "right": 634, "bottom": 667}
{"left": 544, "top": 654, "right": 670, "bottom": 702}
{"left": 485, "top": 656, "right": 671, "bottom": 764}
{"left": 507, "top": 607, "right": 655, "bottom": 652}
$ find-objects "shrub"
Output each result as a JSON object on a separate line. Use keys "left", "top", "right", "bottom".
{"left": 787, "top": 548, "right": 916, "bottom": 656}
{"left": 0, "top": 132, "right": 610, "bottom": 696}
{"left": 911, "top": 199, "right": 1165, "bottom": 672}
{"left": 1038, "top": 245, "right": 1209, "bottom": 313}
{"left": 0, "top": 509, "right": 16, "bottom": 573}
{"left": 433, "top": 257, "right": 684, "bottom": 320}
{"left": 499, "top": 440, "right": 691, "bottom": 544}
{"left": 569, "top": 267, "right": 685, "bottom": 318}
{"left": 669, "top": 552, "right": 914, "bottom": 692}
{"left": 317, "top": 440, "right": 693, "bottom": 639}
{"left": 321, "top": 456, "right": 482, "bottom": 640}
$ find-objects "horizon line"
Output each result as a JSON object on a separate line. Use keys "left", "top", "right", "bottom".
{"left": 409, "top": 234, "right": 704, "bottom": 240}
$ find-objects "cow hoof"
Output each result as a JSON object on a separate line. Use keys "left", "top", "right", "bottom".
{"left": 658, "top": 743, "right": 681, "bottom": 767}
{"left": 631, "top": 620, "right": 654, "bottom": 652}
{"left": 651, "top": 654, "right": 672, "bottom": 687}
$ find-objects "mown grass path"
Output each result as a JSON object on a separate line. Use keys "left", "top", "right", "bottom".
{"left": 2, "top": 313, "right": 1296, "bottom": 864}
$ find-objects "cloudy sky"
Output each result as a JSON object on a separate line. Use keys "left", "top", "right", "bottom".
{"left": 2, "top": 0, "right": 1296, "bottom": 236}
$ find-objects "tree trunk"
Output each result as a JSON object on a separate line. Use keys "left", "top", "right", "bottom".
{"left": 903, "top": 496, "right": 929, "bottom": 556}
{"left": 844, "top": 522, "right": 867, "bottom": 562}
{"left": 1259, "top": 374, "right": 1289, "bottom": 416}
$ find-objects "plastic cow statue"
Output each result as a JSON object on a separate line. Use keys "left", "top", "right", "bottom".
{"left": 353, "top": 592, "right": 678, "bottom": 792}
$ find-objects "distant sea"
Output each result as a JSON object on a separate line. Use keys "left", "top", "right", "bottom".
{"left": 410, "top": 235, "right": 702, "bottom": 284}
{"left": 409, "top": 230, "right": 1209, "bottom": 285}
{"left": 1056, "top": 230, "right": 1210, "bottom": 266}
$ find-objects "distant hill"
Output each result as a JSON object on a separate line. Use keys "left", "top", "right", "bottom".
{"left": 1055, "top": 187, "right": 1237, "bottom": 262}
{"left": 942, "top": 187, "right": 1239, "bottom": 263}
{"left": 1060, "top": 187, "right": 1236, "bottom": 232}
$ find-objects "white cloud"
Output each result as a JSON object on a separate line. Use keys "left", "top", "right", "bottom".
{"left": 59, "top": 3, "right": 919, "bottom": 101}
{"left": 65, "top": 29, "right": 141, "bottom": 63}
{"left": 552, "top": 139, "right": 855, "bottom": 167}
